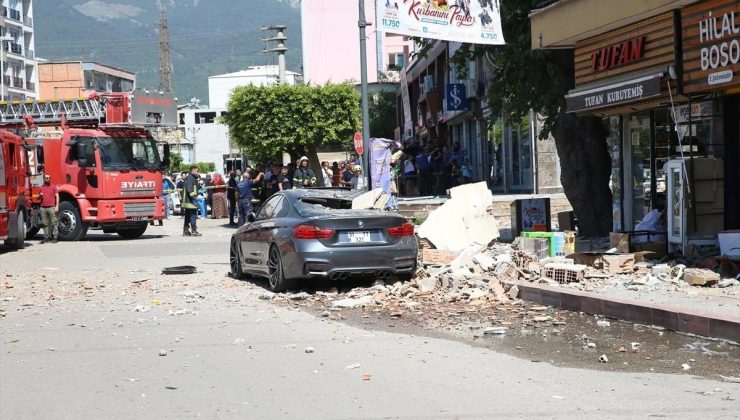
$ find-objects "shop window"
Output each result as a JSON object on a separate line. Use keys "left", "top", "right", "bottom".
{"left": 605, "top": 116, "right": 622, "bottom": 232}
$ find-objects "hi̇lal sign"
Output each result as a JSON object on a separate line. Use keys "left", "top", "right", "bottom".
{"left": 591, "top": 36, "right": 645, "bottom": 72}
{"left": 682, "top": 0, "right": 740, "bottom": 93}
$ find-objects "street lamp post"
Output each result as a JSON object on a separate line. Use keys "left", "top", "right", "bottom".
{"left": 358, "top": 0, "right": 371, "bottom": 189}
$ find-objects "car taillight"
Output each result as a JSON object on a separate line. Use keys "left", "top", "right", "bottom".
{"left": 293, "top": 224, "right": 335, "bottom": 239}
{"left": 387, "top": 222, "right": 415, "bottom": 237}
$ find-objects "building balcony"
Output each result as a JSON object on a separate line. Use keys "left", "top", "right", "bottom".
{"left": 2, "top": 6, "right": 21, "bottom": 22}
{"left": 23, "top": 16, "right": 32, "bottom": 27}
{"left": 3, "top": 43, "right": 23, "bottom": 56}
{"left": 25, "top": 81, "right": 34, "bottom": 91}
{"left": 25, "top": 50, "right": 33, "bottom": 59}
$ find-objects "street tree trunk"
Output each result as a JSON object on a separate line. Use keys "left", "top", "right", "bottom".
{"left": 551, "top": 109, "right": 612, "bottom": 238}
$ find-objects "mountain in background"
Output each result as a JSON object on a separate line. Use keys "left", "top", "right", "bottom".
{"left": 35, "top": 0, "right": 303, "bottom": 105}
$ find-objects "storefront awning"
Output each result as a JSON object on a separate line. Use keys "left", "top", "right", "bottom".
{"left": 565, "top": 72, "right": 665, "bottom": 113}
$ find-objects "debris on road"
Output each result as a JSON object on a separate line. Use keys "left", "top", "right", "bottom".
{"left": 346, "top": 363, "right": 361, "bottom": 369}
{"left": 159, "top": 349, "right": 168, "bottom": 356}
{"left": 305, "top": 347, "right": 315, "bottom": 354}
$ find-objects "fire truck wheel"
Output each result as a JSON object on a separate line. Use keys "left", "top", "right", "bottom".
{"left": 8, "top": 211, "right": 26, "bottom": 249}
{"left": 116, "top": 223, "right": 148, "bottom": 240}
{"left": 58, "top": 201, "right": 88, "bottom": 241}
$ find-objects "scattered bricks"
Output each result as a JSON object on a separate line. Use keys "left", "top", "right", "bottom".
{"left": 602, "top": 254, "right": 635, "bottom": 275}
{"left": 421, "top": 249, "right": 458, "bottom": 265}
{"left": 511, "top": 251, "right": 535, "bottom": 270}
{"left": 683, "top": 268, "right": 720, "bottom": 286}
{"left": 517, "top": 237, "right": 549, "bottom": 259}
{"left": 489, "top": 281, "right": 510, "bottom": 303}
{"left": 541, "top": 263, "right": 587, "bottom": 284}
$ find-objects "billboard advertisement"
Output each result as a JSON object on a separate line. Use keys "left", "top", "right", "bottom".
{"left": 376, "top": 0, "right": 505, "bottom": 45}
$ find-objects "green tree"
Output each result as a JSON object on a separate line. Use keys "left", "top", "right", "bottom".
{"left": 168, "top": 153, "right": 184, "bottom": 174}
{"left": 223, "top": 83, "right": 361, "bottom": 170}
{"left": 433, "top": 0, "right": 612, "bottom": 237}
{"left": 369, "top": 91, "right": 398, "bottom": 139}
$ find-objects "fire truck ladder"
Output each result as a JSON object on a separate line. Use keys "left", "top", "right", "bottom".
{"left": 0, "top": 98, "right": 104, "bottom": 125}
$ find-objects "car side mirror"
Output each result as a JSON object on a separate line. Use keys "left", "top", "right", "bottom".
{"left": 247, "top": 213, "right": 256, "bottom": 223}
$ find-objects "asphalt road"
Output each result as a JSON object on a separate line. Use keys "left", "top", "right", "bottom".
{"left": 1, "top": 218, "right": 738, "bottom": 419}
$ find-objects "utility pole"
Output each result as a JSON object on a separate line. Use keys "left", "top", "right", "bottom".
{"left": 358, "top": 0, "right": 371, "bottom": 189}
{"left": 158, "top": 5, "right": 174, "bottom": 92}
{"left": 262, "top": 25, "right": 288, "bottom": 84}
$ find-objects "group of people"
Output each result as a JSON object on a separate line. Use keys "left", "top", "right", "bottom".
{"left": 392, "top": 141, "right": 471, "bottom": 197}
{"left": 161, "top": 153, "right": 370, "bottom": 236}
{"left": 165, "top": 166, "right": 265, "bottom": 236}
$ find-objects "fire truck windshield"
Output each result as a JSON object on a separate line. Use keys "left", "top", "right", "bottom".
{"left": 97, "top": 136, "right": 162, "bottom": 171}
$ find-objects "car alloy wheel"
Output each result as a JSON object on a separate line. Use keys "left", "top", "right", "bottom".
{"left": 230, "top": 238, "right": 244, "bottom": 278}
{"left": 267, "top": 245, "right": 293, "bottom": 292}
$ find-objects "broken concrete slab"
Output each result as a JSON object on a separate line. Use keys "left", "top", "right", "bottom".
{"left": 418, "top": 182, "right": 499, "bottom": 252}
{"left": 417, "top": 277, "right": 438, "bottom": 293}
{"left": 332, "top": 295, "right": 374, "bottom": 309}
{"left": 683, "top": 268, "right": 720, "bottom": 286}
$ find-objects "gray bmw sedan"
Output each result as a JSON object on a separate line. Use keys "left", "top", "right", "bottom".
{"left": 230, "top": 188, "right": 418, "bottom": 292}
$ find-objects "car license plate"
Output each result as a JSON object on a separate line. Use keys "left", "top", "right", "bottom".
{"left": 347, "top": 231, "right": 371, "bottom": 243}
{"left": 131, "top": 217, "right": 148, "bottom": 221}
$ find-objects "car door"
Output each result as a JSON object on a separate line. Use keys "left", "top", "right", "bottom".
{"left": 251, "top": 195, "right": 284, "bottom": 274}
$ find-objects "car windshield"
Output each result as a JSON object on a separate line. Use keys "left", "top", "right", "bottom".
{"left": 97, "top": 136, "right": 162, "bottom": 171}
{"left": 294, "top": 196, "right": 353, "bottom": 218}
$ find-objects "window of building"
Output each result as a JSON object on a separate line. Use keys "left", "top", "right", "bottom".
{"left": 195, "top": 112, "right": 217, "bottom": 124}
{"left": 179, "top": 113, "right": 185, "bottom": 125}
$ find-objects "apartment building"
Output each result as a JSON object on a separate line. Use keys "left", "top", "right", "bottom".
{"left": 38, "top": 61, "right": 135, "bottom": 100}
{"left": 300, "top": 0, "right": 413, "bottom": 86}
{"left": 0, "top": 0, "right": 37, "bottom": 100}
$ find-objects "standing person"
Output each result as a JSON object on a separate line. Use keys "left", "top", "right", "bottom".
{"left": 293, "top": 156, "right": 317, "bottom": 188}
{"left": 176, "top": 171, "right": 187, "bottom": 190}
{"left": 278, "top": 166, "right": 291, "bottom": 191}
{"left": 162, "top": 175, "right": 175, "bottom": 219}
{"left": 460, "top": 157, "right": 472, "bottom": 184}
{"left": 250, "top": 163, "right": 267, "bottom": 202}
{"left": 203, "top": 173, "right": 214, "bottom": 210}
{"left": 210, "top": 173, "right": 229, "bottom": 219}
{"left": 266, "top": 165, "right": 282, "bottom": 196}
{"left": 350, "top": 165, "right": 366, "bottom": 190}
{"left": 320, "top": 161, "right": 333, "bottom": 187}
{"left": 285, "top": 163, "right": 295, "bottom": 188}
{"left": 340, "top": 161, "right": 354, "bottom": 187}
{"left": 181, "top": 166, "right": 202, "bottom": 236}
{"left": 415, "top": 145, "right": 432, "bottom": 196}
{"left": 236, "top": 172, "right": 254, "bottom": 226}
{"left": 227, "top": 171, "right": 238, "bottom": 226}
{"left": 331, "top": 162, "right": 340, "bottom": 186}
{"left": 38, "top": 174, "right": 60, "bottom": 243}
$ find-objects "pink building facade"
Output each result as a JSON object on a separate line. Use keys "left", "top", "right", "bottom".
{"left": 301, "top": 0, "right": 412, "bottom": 85}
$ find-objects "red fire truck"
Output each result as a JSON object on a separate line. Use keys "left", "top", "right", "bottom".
{"left": 0, "top": 129, "right": 33, "bottom": 248}
{"left": 0, "top": 93, "right": 171, "bottom": 245}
